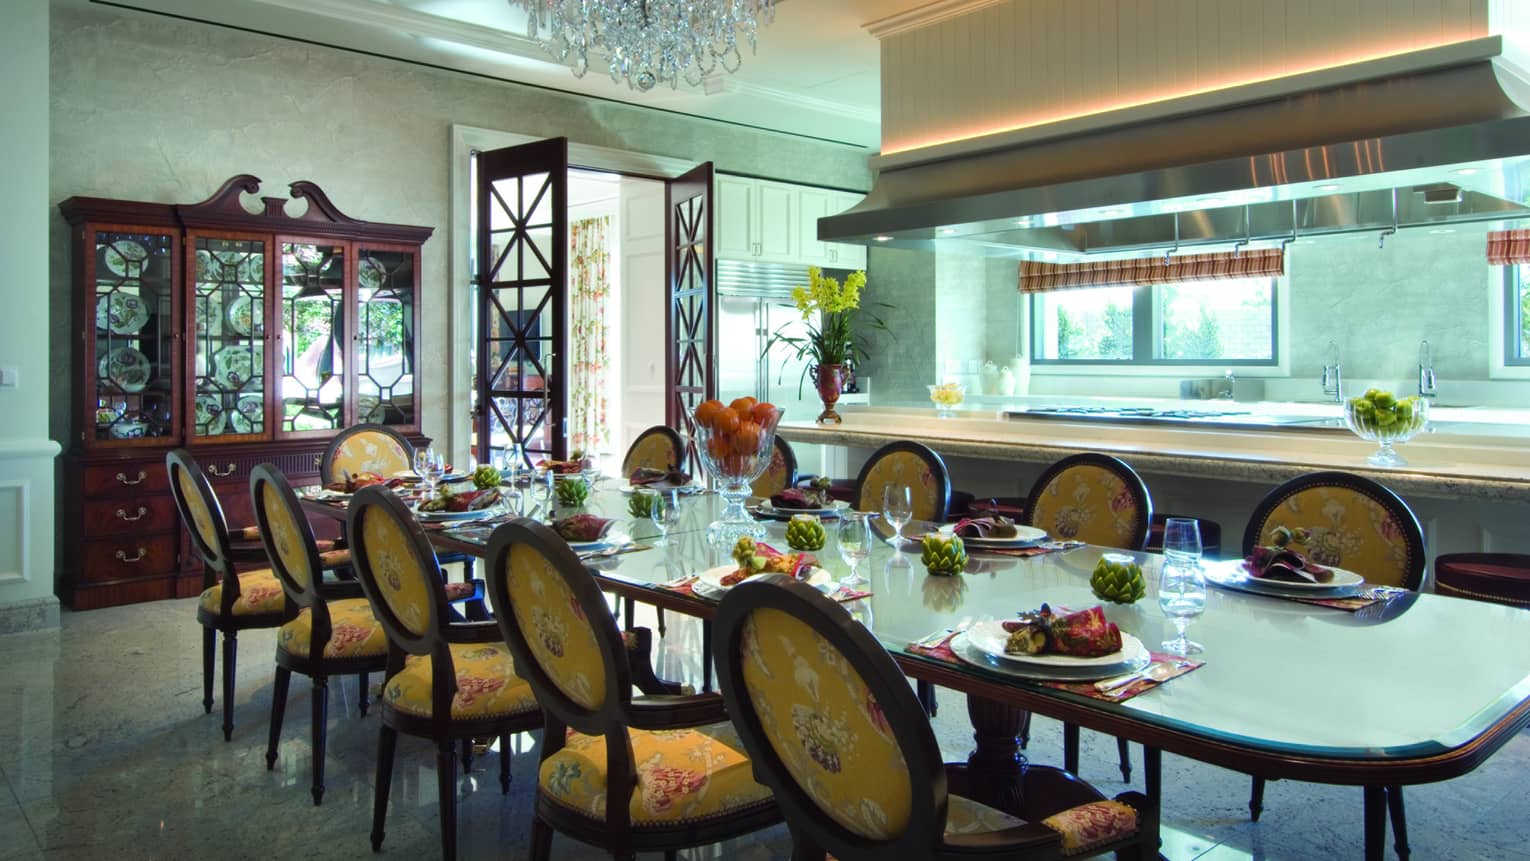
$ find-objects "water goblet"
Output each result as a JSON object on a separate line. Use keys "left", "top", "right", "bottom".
{"left": 1158, "top": 558, "right": 1207, "bottom": 656}
{"left": 1163, "top": 517, "right": 1204, "bottom": 568}
{"left": 881, "top": 485, "right": 913, "bottom": 546}
{"left": 650, "top": 489, "right": 681, "bottom": 546}
{"left": 838, "top": 511, "right": 872, "bottom": 587}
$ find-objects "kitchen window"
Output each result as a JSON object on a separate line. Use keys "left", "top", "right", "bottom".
{"left": 1507, "top": 265, "right": 1530, "bottom": 365}
{"left": 1031, "top": 278, "right": 1278, "bottom": 365}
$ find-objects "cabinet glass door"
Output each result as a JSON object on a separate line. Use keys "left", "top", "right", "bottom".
{"left": 355, "top": 248, "right": 416, "bottom": 427}
{"left": 277, "top": 241, "right": 346, "bottom": 433}
{"left": 190, "top": 236, "right": 267, "bottom": 439}
{"left": 92, "top": 231, "right": 177, "bottom": 443}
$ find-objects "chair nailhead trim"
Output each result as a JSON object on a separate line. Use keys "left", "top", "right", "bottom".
{"left": 1436, "top": 581, "right": 1530, "bottom": 607}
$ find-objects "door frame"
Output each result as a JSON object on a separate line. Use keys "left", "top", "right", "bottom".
{"left": 449, "top": 124, "right": 698, "bottom": 469}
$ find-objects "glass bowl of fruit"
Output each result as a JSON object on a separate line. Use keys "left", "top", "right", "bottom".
{"left": 1344, "top": 389, "right": 1428, "bottom": 467}
{"left": 928, "top": 382, "right": 965, "bottom": 417}
{"left": 692, "top": 397, "right": 783, "bottom": 544}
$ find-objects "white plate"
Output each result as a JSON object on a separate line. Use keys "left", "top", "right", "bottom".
{"left": 939, "top": 522, "right": 1048, "bottom": 548}
{"left": 748, "top": 499, "right": 849, "bottom": 520}
{"left": 96, "top": 292, "right": 151, "bottom": 335}
{"left": 103, "top": 239, "right": 149, "bottom": 277}
{"left": 693, "top": 564, "right": 834, "bottom": 598}
{"left": 565, "top": 530, "right": 631, "bottom": 552}
{"left": 1204, "top": 559, "right": 1366, "bottom": 596}
{"left": 966, "top": 619, "right": 1147, "bottom": 669}
{"left": 98, "top": 347, "right": 152, "bottom": 393}
{"left": 950, "top": 631, "right": 1152, "bottom": 681}
{"left": 415, "top": 504, "right": 503, "bottom": 522}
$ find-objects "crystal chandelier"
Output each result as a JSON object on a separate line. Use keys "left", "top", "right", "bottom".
{"left": 509, "top": 0, "right": 778, "bottom": 92}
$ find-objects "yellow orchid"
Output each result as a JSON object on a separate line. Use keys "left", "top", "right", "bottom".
{"left": 767, "top": 266, "right": 881, "bottom": 373}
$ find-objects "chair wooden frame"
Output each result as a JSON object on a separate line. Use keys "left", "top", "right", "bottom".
{"left": 1024, "top": 453, "right": 1154, "bottom": 552}
{"left": 854, "top": 440, "right": 953, "bottom": 522}
{"left": 751, "top": 434, "right": 800, "bottom": 499}
{"left": 168, "top": 449, "right": 289, "bottom": 742}
{"left": 347, "top": 487, "right": 538, "bottom": 861}
{"left": 484, "top": 519, "right": 781, "bottom": 860}
{"left": 251, "top": 464, "right": 386, "bottom": 805}
{"left": 319, "top": 422, "right": 416, "bottom": 485}
{"left": 713, "top": 575, "right": 1157, "bottom": 861}
{"left": 620, "top": 424, "right": 688, "bottom": 477}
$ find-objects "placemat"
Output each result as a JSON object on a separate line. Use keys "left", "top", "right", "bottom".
{"left": 658, "top": 576, "right": 871, "bottom": 604}
{"left": 905, "top": 630, "right": 1202, "bottom": 702}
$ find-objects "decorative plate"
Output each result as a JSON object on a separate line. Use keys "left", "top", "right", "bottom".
{"left": 194, "top": 393, "right": 226, "bottom": 435}
{"left": 211, "top": 345, "right": 260, "bottom": 391}
{"left": 358, "top": 257, "right": 387, "bottom": 292}
{"left": 225, "top": 295, "right": 261, "bottom": 336}
{"left": 228, "top": 393, "right": 264, "bottom": 434}
{"left": 283, "top": 245, "right": 325, "bottom": 276}
{"left": 95, "top": 292, "right": 150, "bottom": 335}
{"left": 98, "top": 347, "right": 152, "bottom": 393}
{"left": 103, "top": 240, "right": 149, "bottom": 277}
{"left": 194, "top": 249, "right": 214, "bottom": 283}
{"left": 194, "top": 298, "right": 220, "bottom": 336}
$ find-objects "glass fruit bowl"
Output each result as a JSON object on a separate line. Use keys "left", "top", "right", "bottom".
{"left": 1344, "top": 390, "right": 1428, "bottom": 467}
{"left": 692, "top": 398, "right": 783, "bottom": 545}
{"left": 928, "top": 382, "right": 965, "bottom": 417}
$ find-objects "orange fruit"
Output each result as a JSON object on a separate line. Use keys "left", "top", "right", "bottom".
{"left": 749, "top": 401, "right": 777, "bottom": 427}
{"left": 707, "top": 436, "right": 732, "bottom": 460}
{"left": 715, "top": 407, "right": 740, "bottom": 435}
{"left": 733, "top": 420, "right": 762, "bottom": 454}
{"left": 695, "top": 400, "right": 721, "bottom": 429}
{"left": 729, "top": 396, "right": 757, "bottom": 415}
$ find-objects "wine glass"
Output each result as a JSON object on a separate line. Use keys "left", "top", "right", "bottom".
{"left": 1163, "top": 517, "right": 1204, "bottom": 569}
{"left": 881, "top": 485, "right": 913, "bottom": 546}
{"left": 499, "top": 443, "right": 523, "bottom": 489}
{"left": 416, "top": 447, "right": 445, "bottom": 497}
{"left": 650, "top": 489, "right": 681, "bottom": 546}
{"left": 838, "top": 511, "right": 872, "bottom": 587}
{"left": 1158, "top": 518, "right": 1206, "bottom": 655}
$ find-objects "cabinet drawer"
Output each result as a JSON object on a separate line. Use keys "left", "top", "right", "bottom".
{"left": 80, "top": 535, "right": 179, "bottom": 583}
{"left": 83, "top": 462, "right": 170, "bottom": 496}
{"left": 83, "top": 496, "right": 179, "bottom": 537}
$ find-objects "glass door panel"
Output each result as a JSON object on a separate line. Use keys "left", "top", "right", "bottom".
{"left": 278, "top": 241, "right": 346, "bottom": 433}
{"left": 355, "top": 248, "right": 417, "bottom": 426}
{"left": 92, "top": 231, "right": 176, "bottom": 442}
{"left": 666, "top": 163, "right": 715, "bottom": 468}
{"left": 191, "top": 236, "right": 267, "bottom": 439}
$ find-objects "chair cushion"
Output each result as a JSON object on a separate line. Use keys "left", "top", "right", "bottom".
{"left": 946, "top": 794, "right": 1025, "bottom": 835}
{"left": 318, "top": 548, "right": 352, "bottom": 570}
{"left": 540, "top": 721, "right": 773, "bottom": 825}
{"left": 278, "top": 598, "right": 387, "bottom": 659}
{"left": 1435, "top": 553, "right": 1530, "bottom": 606}
{"left": 1040, "top": 800, "right": 1139, "bottom": 856}
{"left": 383, "top": 642, "right": 538, "bottom": 720}
{"left": 198, "top": 569, "right": 286, "bottom": 617}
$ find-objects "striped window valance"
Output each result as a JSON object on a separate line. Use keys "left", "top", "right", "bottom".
{"left": 1487, "top": 229, "right": 1530, "bottom": 265}
{"left": 1017, "top": 248, "right": 1285, "bottom": 293}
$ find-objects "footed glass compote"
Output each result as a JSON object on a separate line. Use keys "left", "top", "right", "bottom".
{"left": 693, "top": 401, "right": 783, "bottom": 546}
{"left": 1345, "top": 393, "right": 1429, "bottom": 468}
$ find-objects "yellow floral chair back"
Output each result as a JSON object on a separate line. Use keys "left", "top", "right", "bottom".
{"left": 173, "top": 460, "right": 224, "bottom": 561}
{"left": 1243, "top": 472, "right": 1425, "bottom": 589}
{"left": 621, "top": 426, "right": 685, "bottom": 477}
{"left": 855, "top": 442, "right": 951, "bottom": 523}
{"left": 750, "top": 436, "right": 798, "bottom": 498}
{"left": 250, "top": 465, "right": 319, "bottom": 598}
{"left": 348, "top": 487, "right": 444, "bottom": 648}
{"left": 1026, "top": 455, "right": 1152, "bottom": 550}
{"left": 323, "top": 424, "right": 414, "bottom": 485}
{"left": 503, "top": 542, "right": 609, "bottom": 710}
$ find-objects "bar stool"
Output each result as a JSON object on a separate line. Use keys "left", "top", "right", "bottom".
{"left": 1434, "top": 553, "right": 1530, "bottom": 607}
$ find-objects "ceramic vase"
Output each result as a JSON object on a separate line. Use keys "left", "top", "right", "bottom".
{"left": 815, "top": 364, "right": 844, "bottom": 424}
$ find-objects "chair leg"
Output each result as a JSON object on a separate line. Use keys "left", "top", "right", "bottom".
{"left": 499, "top": 734, "right": 511, "bottom": 794}
{"left": 460, "top": 738, "right": 473, "bottom": 773}
{"left": 371, "top": 725, "right": 398, "bottom": 852}
{"left": 1116, "top": 736, "right": 1133, "bottom": 782}
{"left": 202, "top": 627, "right": 216, "bottom": 714}
{"left": 1364, "top": 785, "right": 1387, "bottom": 861}
{"left": 221, "top": 630, "right": 238, "bottom": 741}
{"left": 311, "top": 674, "right": 329, "bottom": 806}
{"left": 1249, "top": 776, "right": 1267, "bottom": 822}
{"left": 529, "top": 817, "right": 554, "bottom": 861}
{"left": 437, "top": 739, "right": 459, "bottom": 861}
{"left": 916, "top": 680, "right": 939, "bottom": 718}
{"left": 1063, "top": 722, "right": 1080, "bottom": 775}
{"left": 1386, "top": 785, "right": 1411, "bottom": 861}
{"left": 266, "top": 666, "right": 291, "bottom": 770}
{"left": 357, "top": 671, "right": 369, "bottom": 717}
{"left": 656, "top": 607, "right": 667, "bottom": 637}
{"left": 664, "top": 850, "right": 677, "bottom": 861}
{"left": 702, "top": 618, "right": 714, "bottom": 692}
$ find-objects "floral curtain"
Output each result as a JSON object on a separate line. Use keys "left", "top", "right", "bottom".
{"left": 569, "top": 216, "right": 611, "bottom": 453}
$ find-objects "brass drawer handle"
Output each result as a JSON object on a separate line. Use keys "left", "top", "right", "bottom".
{"left": 313, "top": 455, "right": 322, "bottom": 468}
{"left": 116, "top": 506, "right": 148, "bottom": 522}
{"left": 116, "top": 470, "right": 147, "bottom": 486}
{"left": 208, "top": 463, "right": 237, "bottom": 478}
{"left": 115, "top": 547, "right": 147, "bottom": 563}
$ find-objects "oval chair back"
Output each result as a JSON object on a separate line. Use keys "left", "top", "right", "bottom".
{"left": 750, "top": 434, "right": 799, "bottom": 499}
{"left": 1242, "top": 471, "right": 1426, "bottom": 590}
{"left": 322, "top": 423, "right": 415, "bottom": 486}
{"left": 1025, "top": 453, "right": 1153, "bottom": 550}
{"left": 167, "top": 448, "right": 237, "bottom": 587}
{"left": 621, "top": 425, "right": 687, "bottom": 478}
{"left": 714, "top": 575, "right": 950, "bottom": 858}
{"left": 854, "top": 441, "right": 952, "bottom": 523}
{"left": 347, "top": 486, "right": 450, "bottom": 658}
{"left": 250, "top": 463, "right": 326, "bottom": 615}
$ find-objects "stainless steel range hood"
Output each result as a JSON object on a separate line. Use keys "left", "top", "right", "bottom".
{"left": 822, "top": 37, "right": 1530, "bottom": 258}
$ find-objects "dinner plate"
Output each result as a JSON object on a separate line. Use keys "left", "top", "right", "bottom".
{"left": 938, "top": 523, "right": 1048, "bottom": 548}
{"left": 414, "top": 505, "right": 503, "bottom": 523}
{"left": 96, "top": 292, "right": 150, "bottom": 335}
{"left": 565, "top": 530, "right": 631, "bottom": 552}
{"left": 99, "top": 347, "right": 152, "bottom": 393}
{"left": 950, "top": 631, "right": 1151, "bottom": 681}
{"left": 1203, "top": 558, "right": 1366, "bottom": 597}
{"left": 748, "top": 499, "right": 850, "bottom": 520}
{"left": 692, "top": 564, "right": 834, "bottom": 599}
{"left": 965, "top": 619, "right": 1148, "bottom": 670}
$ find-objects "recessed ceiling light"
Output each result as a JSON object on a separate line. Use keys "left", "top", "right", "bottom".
{"left": 940, "top": 228, "right": 957, "bottom": 236}
{"left": 874, "top": 235, "right": 893, "bottom": 242}
{"left": 1316, "top": 183, "right": 1341, "bottom": 192}
{"left": 1451, "top": 167, "right": 1480, "bottom": 176}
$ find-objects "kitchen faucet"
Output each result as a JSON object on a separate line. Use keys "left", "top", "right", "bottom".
{"left": 1418, "top": 339, "right": 1437, "bottom": 399}
{"left": 1320, "top": 342, "right": 1343, "bottom": 403}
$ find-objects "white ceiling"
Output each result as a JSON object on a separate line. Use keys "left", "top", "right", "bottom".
{"left": 97, "top": 0, "right": 939, "bottom": 149}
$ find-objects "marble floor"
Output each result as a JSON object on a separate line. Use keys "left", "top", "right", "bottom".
{"left": 2, "top": 597, "right": 1528, "bottom": 860}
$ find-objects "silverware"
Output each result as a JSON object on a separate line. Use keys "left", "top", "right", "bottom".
{"left": 914, "top": 616, "right": 973, "bottom": 648}
{"left": 1095, "top": 661, "right": 1188, "bottom": 693}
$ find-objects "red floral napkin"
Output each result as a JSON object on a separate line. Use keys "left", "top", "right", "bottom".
{"left": 905, "top": 631, "right": 1203, "bottom": 702}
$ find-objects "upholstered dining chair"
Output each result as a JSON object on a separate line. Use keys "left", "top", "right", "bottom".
{"left": 167, "top": 449, "right": 288, "bottom": 742}
{"left": 620, "top": 424, "right": 688, "bottom": 477}
{"left": 713, "top": 574, "right": 1158, "bottom": 861}
{"left": 484, "top": 518, "right": 781, "bottom": 861}
{"left": 347, "top": 486, "right": 541, "bottom": 861}
{"left": 1240, "top": 470, "right": 1425, "bottom": 854}
{"left": 320, "top": 422, "right": 415, "bottom": 485}
{"left": 854, "top": 440, "right": 953, "bottom": 523}
{"left": 750, "top": 434, "right": 799, "bottom": 498}
{"left": 1025, "top": 453, "right": 1152, "bottom": 783}
{"left": 251, "top": 464, "right": 386, "bottom": 805}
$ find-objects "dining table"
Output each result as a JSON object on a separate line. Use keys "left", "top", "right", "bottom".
{"left": 300, "top": 482, "right": 1530, "bottom": 861}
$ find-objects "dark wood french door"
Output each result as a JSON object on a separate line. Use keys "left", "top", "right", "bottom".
{"left": 473, "top": 138, "right": 568, "bottom": 467}
{"left": 666, "top": 162, "right": 715, "bottom": 462}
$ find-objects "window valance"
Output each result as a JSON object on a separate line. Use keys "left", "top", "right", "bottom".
{"left": 1017, "top": 248, "right": 1285, "bottom": 293}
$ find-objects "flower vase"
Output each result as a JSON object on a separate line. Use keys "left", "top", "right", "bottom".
{"left": 815, "top": 364, "right": 844, "bottom": 424}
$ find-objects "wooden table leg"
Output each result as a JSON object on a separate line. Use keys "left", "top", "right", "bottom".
{"left": 955, "top": 694, "right": 1034, "bottom": 814}
{"left": 1364, "top": 785, "right": 1386, "bottom": 861}
{"left": 1143, "top": 746, "right": 1162, "bottom": 804}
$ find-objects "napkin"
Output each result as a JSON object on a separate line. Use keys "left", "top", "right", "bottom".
{"left": 769, "top": 487, "right": 832, "bottom": 510}
{"left": 1245, "top": 546, "right": 1333, "bottom": 584}
{"left": 953, "top": 515, "right": 1022, "bottom": 538}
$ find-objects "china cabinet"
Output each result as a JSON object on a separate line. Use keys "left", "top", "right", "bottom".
{"left": 60, "top": 175, "right": 433, "bottom": 609}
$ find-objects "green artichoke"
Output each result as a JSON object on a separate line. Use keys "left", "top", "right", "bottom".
{"left": 554, "top": 477, "right": 589, "bottom": 507}
{"left": 920, "top": 533, "right": 967, "bottom": 576}
{"left": 1090, "top": 554, "right": 1145, "bottom": 604}
{"left": 472, "top": 464, "right": 503, "bottom": 490}
{"left": 628, "top": 492, "right": 657, "bottom": 519}
{"left": 785, "top": 514, "right": 827, "bottom": 551}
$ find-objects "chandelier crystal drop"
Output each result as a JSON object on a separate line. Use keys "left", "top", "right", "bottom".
{"left": 509, "top": 0, "right": 778, "bottom": 92}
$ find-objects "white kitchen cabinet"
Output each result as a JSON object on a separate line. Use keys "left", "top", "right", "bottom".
{"left": 757, "top": 180, "right": 796, "bottom": 260}
{"left": 716, "top": 175, "right": 866, "bottom": 267}
{"left": 797, "top": 187, "right": 833, "bottom": 263}
{"left": 715, "top": 175, "right": 756, "bottom": 259}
